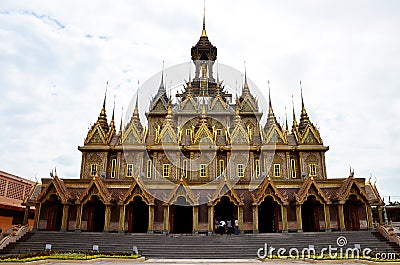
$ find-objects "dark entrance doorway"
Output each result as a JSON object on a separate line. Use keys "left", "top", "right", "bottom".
{"left": 171, "top": 196, "right": 193, "bottom": 234}
{"left": 344, "top": 194, "right": 361, "bottom": 231}
{"left": 44, "top": 194, "right": 63, "bottom": 231}
{"left": 302, "top": 195, "right": 321, "bottom": 232}
{"left": 127, "top": 196, "right": 149, "bottom": 233}
{"left": 85, "top": 195, "right": 105, "bottom": 232}
{"left": 258, "top": 196, "right": 280, "bottom": 233}
{"left": 214, "top": 196, "right": 236, "bottom": 226}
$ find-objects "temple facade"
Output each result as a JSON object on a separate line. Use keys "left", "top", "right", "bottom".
{"left": 29, "top": 15, "right": 384, "bottom": 234}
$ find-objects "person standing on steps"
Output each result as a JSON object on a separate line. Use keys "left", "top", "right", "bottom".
{"left": 227, "top": 220, "right": 232, "bottom": 235}
{"left": 219, "top": 220, "right": 226, "bottom": 235}
{"left": 234, "top": 219, "right": 239, "bottom": 235}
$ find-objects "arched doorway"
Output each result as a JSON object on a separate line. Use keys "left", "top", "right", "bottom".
{"left": 344, "top": 194, "right": 362, "bottom": 231}
{"left": 43, "top": 194, "right": 63, "bottom": 231}
{"left": 302, "top": 195, "right": 321, "bottom": 232}
{"left": 85, "top": 195, "right": 105, "bottom": 232}
{"left": 171, "top": 196, "right": 193, "bottom": 234}
{"left": 258, "top": 196, "right": 280, "bottom": 233}
{"left": 214, "top": 196, "right": 236, "bottom": 228}
{"left": 126, "top": 196, "right": 149, "bottom": 233}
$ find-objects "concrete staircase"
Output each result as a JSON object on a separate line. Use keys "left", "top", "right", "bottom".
{"left": 1, "top": 230, "right": 399, "bottom": 259}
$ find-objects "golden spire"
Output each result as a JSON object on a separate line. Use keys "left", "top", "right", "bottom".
{"left": 292, "top": 95, "right": 298, "bottom": 128}
{"left": 201, "top": 0, "right": 207, "bottom": 37}
{"left": 110, "top": 94, "right": 116, "bottom": 131}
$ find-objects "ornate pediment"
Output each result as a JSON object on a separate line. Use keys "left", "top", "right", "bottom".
{"left": 78, "top": 176, "right": 112, "bottom": 205}
{"left": 300, "top": 124, "right": 322, "bottom": 144}
{"left": 37, "top": 175, "right": 69, "bottom": 204}
{"left": 151, "top": 97, "right": 168, "bottom": 112}
{"left": 299, "top": 124, "right": 322, "bottom": 145}
{"left": 210, "top": 95, "right": 228, "bottom": 111}
{"left": 180, "top": 96, "right": 198, "bottom": 112}
{"left": 336, "top": 176, "right": 369, "bottom": 203}
{"left": 208, "top": 179, "right": 243, "bottom": 206}
{"left": 251, "top": 177, "right": 288, "bottom": 205}
{"left": 164, "top": 179, "right": 199, "bottom": 206}
{"left": 194, "top": 122, "right": 214, "bottom": 144}
{"left": 157, "top": 124, "right": 177, "bottom": 144}
{"left": 122, "top": 126, "right": 143, "bottom": 145}
{"left": 85, "top": 124, "right": 107, "bottom": 145}
{"left": 122, "top": 177, "right": 154, "bottom": 205}
{"left": 264, "top": 126, "right": 287, "bottom": 145}
{"left": 230, "top": 124, "right": 249, "bottom": 145}
{"left": 295, "top": 176, "right": 329, "bottom": 204}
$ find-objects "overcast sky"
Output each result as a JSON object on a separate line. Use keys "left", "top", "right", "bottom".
{"left": 1, "top": 0, "right": 399, "bottom": 200}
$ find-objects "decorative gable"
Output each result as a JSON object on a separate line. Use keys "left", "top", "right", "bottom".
{"left": 180, "top": 96, "right": 198, "bottom": 111}
{"left": 299, "top": 124, "right": 322, "bottom": 145}
{"left": 85, "top": 124, "right": 107, "bottom": 145}
{"left": 208, "top": 179, "right": 244, "bottom": 206}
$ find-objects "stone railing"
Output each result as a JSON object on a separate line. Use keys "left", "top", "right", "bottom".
{"left": 377, "top": 224, "right": 400, "bottom": 246}
{"left": 0, "top": 225, "right": 29, "bottom": 250}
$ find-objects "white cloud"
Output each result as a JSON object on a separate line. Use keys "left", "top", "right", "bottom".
{"left": 0, "top": 0, "right": 399, "bottom": 198}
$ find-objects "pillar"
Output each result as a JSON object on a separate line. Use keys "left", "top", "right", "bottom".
{"left": 118, "top": 205, "right": 125, "bottom": 233}
{"left": 33, "top": 203, "right": 41, "bottom": 231}
{"left": 324, "top": 204, "right": 331, "bottom": 232}
{"left": 377, "top": 206, "right": 384, "bottom": 225}
{"left": 252, "top": 205, "right": 259, "bottom": 233}
{"left": 23, "top": 206, "right": 30, "bottom": 226}
{"left": 337, "top": 203, "right": 346, "bottom": 231}
{"left": 163, "top": 204, "right": 170, "bottom": 234}
{"left": 61, "top": 204, "right": 69, "bottom": 232}
{"left": 281, "top": 205, "right": 288, "bottom": 233}
{"left": 193, "top": 206, "right": 199, "bottom": 233}
{"left": 207, "top": 204, "right": 214, "bottom": 234}
{"left": 104, "top": 205, "right": 111, "bottom": 232}
{"left": 75, "top": 204, "right": 83, "bottom": 232}
{"left": 296, "top": 204, "right": 303, "bottom": 232}
{"left": 366, "top": 204, "right": 373, "bottom": 230}
{"left": 148, "top": 205, "right": 155, "bottom": 233}
{"left": 238, "top": 205, "right": 244, "bottom": 233}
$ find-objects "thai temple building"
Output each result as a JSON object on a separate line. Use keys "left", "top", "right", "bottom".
{"left": 28, "top": 12, "right": 384, "bottom": 235}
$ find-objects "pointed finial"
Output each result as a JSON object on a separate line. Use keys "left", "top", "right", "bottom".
{"left": 285, "top": 106, "right": 288, "bottom": 131}
{"left": 103, "top": 81, "right": 108, "bottom": 109}
{"left": 300, "top": 80, "right": 305, "bottom": 109}
{"left": 268, "top": 81, "right": 272, "bottom": 107}
{"left": 120, "top": 107, "right": 124, "bottom": 132}
{"left": 216, "top": 61, "right": 220, "bottom": 84}
{"left": 202, "top": 0, "right": 207, "bottom": 37}
{"left": 112, "top": 95, "right": 116, "bottom": 121}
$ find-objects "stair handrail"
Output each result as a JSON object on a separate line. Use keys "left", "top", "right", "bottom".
{"left": 377, "top": 224, "right": 400, "bottom": 247}
{"left": 0, "top": 224, "right": 30, "bottom": 250}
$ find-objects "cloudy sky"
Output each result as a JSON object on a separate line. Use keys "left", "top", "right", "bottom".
{"left": 1, "top": 0, "right": 399, "bottom": 200}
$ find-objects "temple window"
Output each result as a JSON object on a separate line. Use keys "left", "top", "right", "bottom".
{"left": 273, "top": 163, "right": 281, "bottom": 177}
{"left": 200, "top": 164, "right": 207, "bottom": 178}
{"left": 90, "top": 164, "right": 97, "bottom": 176}
{"left": 309, "top": 163, "right": 317, "bottom": 177}
{"left": 163, "top": 163, "right": 170, "bottom": 178}
{"left": 237, "top": 164, "right": 244, "bottom": 178}
{"left": 255, "top": 159, "right": 260, "bottom": 178}
{"left": 111, "top": 159, "right": 117, "bottom": 178}
{"left": 146, "top": 160, "right": 152, "bottom": 178}
{"left": 290, "top": 159, "right": 296, "bottom": 179}
{"left": 126, "top": 164, "right": 133, "bottom": 177}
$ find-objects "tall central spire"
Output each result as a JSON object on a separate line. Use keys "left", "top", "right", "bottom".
{"left": 202, "top": 0, "right": 207, "bottom": 37}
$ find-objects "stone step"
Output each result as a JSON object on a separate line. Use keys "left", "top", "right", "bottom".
{"left": 2, "top": 230, "right": 398, "bottom": 258}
